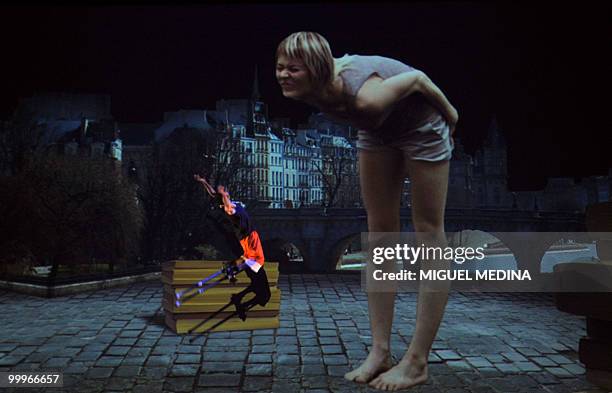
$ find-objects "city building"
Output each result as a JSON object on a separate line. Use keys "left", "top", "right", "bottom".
{"left": 14, "top": 92, "right": 610, "bottom": 212}
{"left": 11, "top": 93, "right": 122, "bottom": 164}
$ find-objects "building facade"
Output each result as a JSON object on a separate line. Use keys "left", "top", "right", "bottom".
{"left": 17, "top": 92, "right": 609, "bottom": 212}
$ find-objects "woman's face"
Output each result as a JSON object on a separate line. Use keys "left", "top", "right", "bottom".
{"left": 276, "top": 55, "right": 312, "bottom": 100}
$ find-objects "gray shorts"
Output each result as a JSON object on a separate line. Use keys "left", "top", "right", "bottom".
{"left": 356, "top": 115, "right": 454, "bottom": 161}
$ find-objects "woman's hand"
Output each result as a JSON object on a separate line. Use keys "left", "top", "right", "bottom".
{"left": 194, "top": 174, "right": 206, "bottom": 183}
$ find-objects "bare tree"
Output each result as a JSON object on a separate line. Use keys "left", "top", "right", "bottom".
{"left": 0, "top": 108, "right": 46, "bottom": 176}
{"left": 138, "top": 125, "right": 255, "bottom": 263}
{"left": 0, "top": 153, "right": 143, "bottom": 280}
{"left": 207, "top": 127, "right": 258, "bottom": 208}
{"left": 314, "top": 154, "right": 350, "bottom": 207}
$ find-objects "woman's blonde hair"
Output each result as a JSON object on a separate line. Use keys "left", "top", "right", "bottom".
{"left": 276, "top": 32, "right": 337, "bottom": 88}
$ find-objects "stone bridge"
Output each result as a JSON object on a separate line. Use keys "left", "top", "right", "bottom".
{"left": 250, "top": 208, "right": 586, "bottom": 273}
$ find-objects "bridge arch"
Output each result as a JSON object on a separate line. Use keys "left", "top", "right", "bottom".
{"left": 332, "top": 233, "right": 363, "bottom": 271}
{"left": 453, "top": 230, "right": 564, "bottom": 273}
{"left": 539, "top": 233, "right": 601, "bottom": 273}
{"left": 492, "top": 232, "right": 563, "bottom": 273}
{"left": 261, "top": 237, "right": 307, "bottom": 273}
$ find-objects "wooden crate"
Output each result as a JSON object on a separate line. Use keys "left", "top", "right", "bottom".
{"left": 163, "top": 260, "right": 280, "bottom": 334}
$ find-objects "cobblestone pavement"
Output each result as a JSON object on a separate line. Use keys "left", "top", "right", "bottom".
{"left": 0, "top": 274, "right": 605, "bottom": 392}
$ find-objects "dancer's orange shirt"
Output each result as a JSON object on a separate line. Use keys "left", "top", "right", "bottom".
{"left": 239, "top": 230, "right": 265, "bottom": 267}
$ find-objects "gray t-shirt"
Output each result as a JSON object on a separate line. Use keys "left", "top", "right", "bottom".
{"left": 334, "top": 55, "right": 440, "bottom": 133}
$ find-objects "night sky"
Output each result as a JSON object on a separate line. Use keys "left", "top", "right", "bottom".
{"left": 2, "top": 4, "right": 610, "bottom": 189}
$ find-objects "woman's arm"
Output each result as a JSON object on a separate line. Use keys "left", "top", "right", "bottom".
{"left": 217, "top": 188, "right": 236, "bottom": 215}
{"left": 194, "top": 174, "right": 216, "bottom": 197}
{"left": 357, "top": 70, "right": 458, "bottom": 134}
{"left": 412, "top": 72, "right": 458, "bottom": 135}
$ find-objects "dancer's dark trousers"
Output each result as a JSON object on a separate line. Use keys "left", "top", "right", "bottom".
{"left": 235, "top": 266, "right": 271, "bottom": 307}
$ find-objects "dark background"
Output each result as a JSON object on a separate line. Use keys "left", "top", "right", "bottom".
{"left": 1, "top": 3, "right": 610, "bottom": 190}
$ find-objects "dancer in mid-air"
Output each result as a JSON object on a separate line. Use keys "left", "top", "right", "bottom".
{"left": 275, "top": 32, "right": 457, "bottom": 391}
{"left": 194, "top": 174, "right": 271, "bottom": 319}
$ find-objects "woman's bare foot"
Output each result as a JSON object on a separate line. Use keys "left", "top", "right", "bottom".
{"left": 368, "top": 353, "right": 428, "bottom": 391}
{"left": 344, "top": 348, "right": 393, "bottom": 384}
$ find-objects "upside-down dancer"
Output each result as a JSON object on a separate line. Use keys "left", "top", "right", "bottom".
{"left": 194, "top": 174, "right": 271, "bottom": 321}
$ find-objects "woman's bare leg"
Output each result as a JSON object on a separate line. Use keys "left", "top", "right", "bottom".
{"left": 370, "top": 158, "right": 451, "bottom": 391}
{"left": 345, "top": 149, "right": 404, "bottom": 383}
